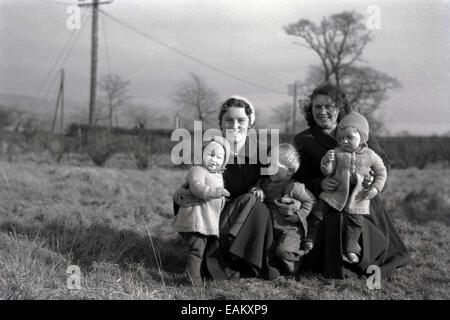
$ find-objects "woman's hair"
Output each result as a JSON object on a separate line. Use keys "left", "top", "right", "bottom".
{"left": 270, "top": 143, "right": 300, "bottom": 175}
{"left": 218, "top": 97, "right": 254, "bottom": 128}
{"left": 302, "top": 83, "right": 352, "bottom": 127}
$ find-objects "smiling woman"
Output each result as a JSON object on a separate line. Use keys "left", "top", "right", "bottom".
{"left": 294, "top": 83, "right": 410, "bottom": 280}
{"left": 311, "top": 96, "right": 339, "bottom": 133}
{"left": 219, "top": 96, "right": 254, "bottom": 154}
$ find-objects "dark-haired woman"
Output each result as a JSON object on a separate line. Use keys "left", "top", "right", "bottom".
{"left": 294, "top": 84, "right": 410, "bottom": 280}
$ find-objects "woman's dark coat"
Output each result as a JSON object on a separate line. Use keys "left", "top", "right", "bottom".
{"left": 294, "top": 125, "right": 410, "bottom": 279}
{"left": 204, "top": 137, "right": 280, "bottom": 280}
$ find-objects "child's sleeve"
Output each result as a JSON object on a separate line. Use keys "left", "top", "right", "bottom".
{"left": 320, "top": 150, "right": 336, "bottom": 176}
{"left": 288, "top": 182, "right": 316, "bottom": 221}
{"left": 369, "top": 149, "right": 388, "bottom": 193}
{"left": 187, "top": 166, "right": 223, "bottom": 201}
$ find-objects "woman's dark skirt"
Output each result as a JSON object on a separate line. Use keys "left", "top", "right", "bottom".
{"left": 301, "top": 195, "right": 410, "bottom": 280}
{"left": 204, "top": 193, "right": 281, "bottom": 280}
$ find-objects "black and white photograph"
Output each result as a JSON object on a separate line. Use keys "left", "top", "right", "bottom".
{"left": 0, "top": 0, "right": 449, "bottom": 303}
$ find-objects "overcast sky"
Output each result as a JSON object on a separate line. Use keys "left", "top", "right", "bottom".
{"left": 1, "top": 0, "right": 449, "bottom": 134}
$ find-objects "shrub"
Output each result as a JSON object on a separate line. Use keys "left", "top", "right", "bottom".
{"left": 2, "top": 128, "right": 450, "bottom": 170}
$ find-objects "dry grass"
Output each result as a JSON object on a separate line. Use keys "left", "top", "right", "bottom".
{"left": 0, "top": 160, "right": 449, "bottom": 299}
{"left": 383, "top": 168, "right": 450, "bottom": 225}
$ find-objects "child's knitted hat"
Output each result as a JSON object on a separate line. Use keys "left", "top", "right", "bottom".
{"left": 337, "top": 112, "right": 370, "bottom": 143}
{"left": 202, "top": 135, "right": 231, "bottom": 171}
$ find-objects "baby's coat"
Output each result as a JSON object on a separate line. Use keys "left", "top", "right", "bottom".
{"left": 320, "top": 146, "right": 387, "bottom": 215}
{"left": 173, "top": 165, "right": 225, "bottom": 236}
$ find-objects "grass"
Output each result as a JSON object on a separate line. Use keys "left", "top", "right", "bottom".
{"left": 383, "top": 168, "right": 450, "bottom": 226}
{"left": 0, "top": 160, "right": 449, "bottom": 300}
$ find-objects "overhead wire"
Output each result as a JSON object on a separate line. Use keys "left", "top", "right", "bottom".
{"left": 27, "top": 9, "right": 85, "bottom": 111}
{"left": 99, "top": 9, "right": 286, "bottom": 95}
{"left": 100, "top": 10, "right": 112, "bottom": 75}
{"left": 34, "top": 0, "right": 80, "bottom": 6}
{"left": 32, "top": 9, "right": 91, "bottom": 112}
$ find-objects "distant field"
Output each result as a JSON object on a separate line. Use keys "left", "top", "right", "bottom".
{"left": 0, "top": 161, "right": 449, "bottom": 299}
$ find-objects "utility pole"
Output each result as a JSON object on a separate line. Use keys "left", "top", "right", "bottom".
{"left": 78, "top": 0, "right": 112, "bottom": 126}
{"left": 88, "top": 0, "right": 99, "bottom": 127}
{"left": 60, "top": 68, "right": 65, "bottom": 132}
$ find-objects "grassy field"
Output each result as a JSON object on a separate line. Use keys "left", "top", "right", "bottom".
{"left": 0, "top": 160, "right": 449, "bottom": 300}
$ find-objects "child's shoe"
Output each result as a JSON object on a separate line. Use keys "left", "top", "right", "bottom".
{"left": 343, "top": 252, "right": 360, "bottom": 264}
{"left": 301, "top": 239, "right": 314, "bottom": 251}
{"left": 304, "top": 214, "right": 322, "bottom": 251}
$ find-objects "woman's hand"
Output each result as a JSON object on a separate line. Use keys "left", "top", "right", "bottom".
{"left": 250, "top": 187, "right": 265, "bottom": 202}
{"left": 363, "top": 170, "right": 375, "bottom": 189}
{"left": 364, "top": 187, "right": 379, "bottom": 200}
{"left": 321, "top": 177, "right": 340, "bottom": 192}
{"left": 173, "top": 183, "right": 204, "bottom": 207}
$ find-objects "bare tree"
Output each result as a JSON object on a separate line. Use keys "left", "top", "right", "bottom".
{"left": 341, "top": 66, "right": 400, "bottom": 134}
{"left": 172, "top": 73, "right": 219, "bottom": 127}
{"left": 285, "top": 11, "right": 401, "bottom": 135}
{"left": 128, "top": 104, "right": 161, "bottom": 129}
{"left": 98, "top": 74, "right": 130, "bottom": 127}
{"left": 285, "top": 11, "right": 372, "bottom": 86}
{"left": 304, "top": 65, "right": 400, "bottom": 134}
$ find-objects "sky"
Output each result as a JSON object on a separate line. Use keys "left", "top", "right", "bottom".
{"left": 0, "top": 0, "right": 449, "bottom": 135}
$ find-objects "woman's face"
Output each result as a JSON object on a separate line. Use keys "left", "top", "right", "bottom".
{"left": 312, "top": 94, "right": 339, "bottom": 130}
{"left": 221, "top": 107, "right": 249, "bottom": 145}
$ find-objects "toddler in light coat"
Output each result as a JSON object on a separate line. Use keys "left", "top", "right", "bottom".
{"left": 173, "top": 136, "right": 231, "bottom": 285}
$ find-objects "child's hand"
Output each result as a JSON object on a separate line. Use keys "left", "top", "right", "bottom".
{"left": 251, "top": 187, "right": 265, "bottom": 202}
{"left": 326, "top": 150, "right": 335, "bottom": 164}
{"left": 215, "top": 187, "right": 230, "bottom": 198}
{"left": 274, "top": 197, "right": 301, "bottom": 216}
{"left": 364, "top": 187, "right": 378, "bottom": 200}
{"left": 283, "top": 214, "right": 300, "bottom": 224}
{"left": 278, "top": 196, "right": 301, "bottom": 224}
{"left": 280, "top": 195, "right": 302, "bottom": 208}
